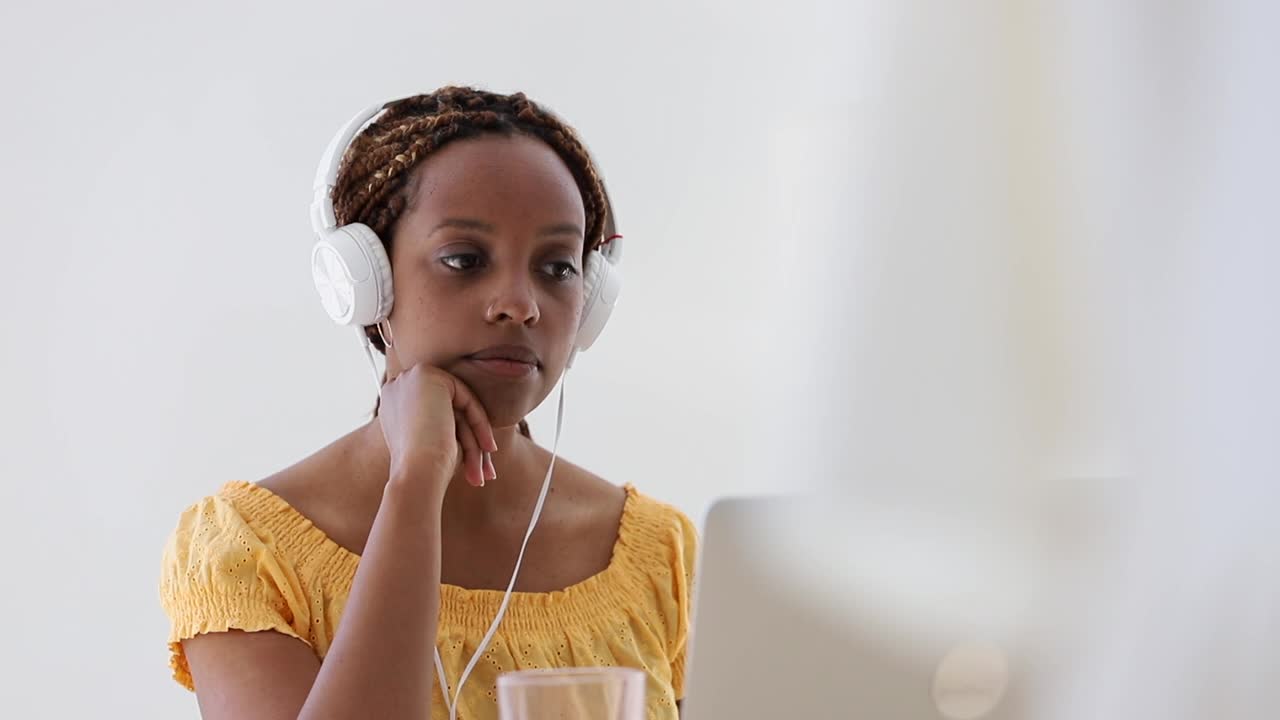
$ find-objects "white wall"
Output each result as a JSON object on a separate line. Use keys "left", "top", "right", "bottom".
{"left": 0, "top": 1, "right": 868, "bottom": 716}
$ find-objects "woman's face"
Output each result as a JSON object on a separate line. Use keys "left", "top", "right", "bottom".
{"left": 381, "top": 133, "right": 587, "bottom": 429}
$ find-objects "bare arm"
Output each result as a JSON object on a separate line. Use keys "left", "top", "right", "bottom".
{"left": 178, "top": 367, "right": 494, "bottom": 719}
{"left": 183, "top": 466, "right": 449, "bottom": 720}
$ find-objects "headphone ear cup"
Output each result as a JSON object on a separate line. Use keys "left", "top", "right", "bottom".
{"left": 575, "top": 249, "right": 622, "bottom": 353}
{"left": 310, "top": 223, "right": 394, "bottom": 327}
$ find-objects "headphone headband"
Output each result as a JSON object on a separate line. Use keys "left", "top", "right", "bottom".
{"left": 309, "top": 98, "right": 623, "bottom": 258}
{"left": 309, "top": 102, "right": 387, "bottom": 235}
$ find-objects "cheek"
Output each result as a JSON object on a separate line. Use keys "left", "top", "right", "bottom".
{"left": 390, "top": 274, "right": 443, "bottom": 323}
{"left": 387, "top": 287, "right": 463, "bottom": 357}
{"left": 390, "top": 260, "right": 460, "bottom": 316}
{"left": 553, "top": 287, "right": 586, "bottom": 336}
{"left": 525, "top": 289, "right": 582, "bottom": 366}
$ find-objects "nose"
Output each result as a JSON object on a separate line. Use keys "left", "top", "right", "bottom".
{"left": 484, "top": 273, "right": 540, "bottom": 327}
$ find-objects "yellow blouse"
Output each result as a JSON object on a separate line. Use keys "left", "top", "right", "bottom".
{"left": 159, "top": 481, "right": 697, "bottom": 719}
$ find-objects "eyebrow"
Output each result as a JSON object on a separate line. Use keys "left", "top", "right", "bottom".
{"left": 427, "top": 218, "right": 583, "bottom": 239}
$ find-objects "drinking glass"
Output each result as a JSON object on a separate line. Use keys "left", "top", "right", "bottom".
{"left": 497, "top": 667, "right": 646, "bottom": 720}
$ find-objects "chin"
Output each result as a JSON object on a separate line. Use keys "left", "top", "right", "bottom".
{"left": 472, "top": 391, "right": 544, "bottom": 431}
{"left": 450, "top": 359, "right": 563, "bottom": 428}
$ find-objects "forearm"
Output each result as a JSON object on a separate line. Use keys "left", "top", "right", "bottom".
{"left": 298, "top": 468, "right": 447, "bottom": 720}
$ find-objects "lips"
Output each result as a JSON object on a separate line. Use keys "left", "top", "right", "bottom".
{"left": 467, "top": 345, "right": 541, "bottom": 366}
{"left": 463, "top": 345, "right": 542, "bottom": 379}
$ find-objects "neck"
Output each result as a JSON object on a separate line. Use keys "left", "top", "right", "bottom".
{"left": 354, "top": 417, "right": 554, "bottom": 526}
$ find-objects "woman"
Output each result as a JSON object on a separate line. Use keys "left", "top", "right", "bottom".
{"left": 159, "top": 86, "right": 696, "bottom": 720}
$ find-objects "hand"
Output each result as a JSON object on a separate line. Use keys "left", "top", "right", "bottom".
{"left": 377, "top": 363, "right": 499, "bottom": 498}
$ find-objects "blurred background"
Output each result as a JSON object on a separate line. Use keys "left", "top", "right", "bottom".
{"left": 1, "top": 0, "right": 1276, "bottom": 717}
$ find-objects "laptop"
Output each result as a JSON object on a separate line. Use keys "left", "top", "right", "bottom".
{"left": 679, "top": 485, "right": 1126, "bottom": 720}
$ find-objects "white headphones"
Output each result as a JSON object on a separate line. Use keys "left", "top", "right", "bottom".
{"left": 309, "top": 101, "right": 623, "bottom": 366}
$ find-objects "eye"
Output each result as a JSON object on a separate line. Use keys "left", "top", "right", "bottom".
{"left": 544, "top": 261, "right": 579, "bottom": 282}
{"left": 441, "top": 253, "right": 483, "bottom": 272}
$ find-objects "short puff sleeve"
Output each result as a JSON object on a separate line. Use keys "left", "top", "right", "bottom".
{"left": 158, "top": 495, "right": 310, "bottom": 690}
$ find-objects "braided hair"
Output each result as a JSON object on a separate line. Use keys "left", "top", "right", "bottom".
{"left": 330, "top": 86, "right": 610, "bottom": 436}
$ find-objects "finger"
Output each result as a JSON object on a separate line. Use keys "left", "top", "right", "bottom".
{"left": 453, "top": 412, "right": 479, "bottom": 487}
{"left": 455, "top": 410, "right": 484, "bottom": 487}
{"left": 445, "top": 375, "right": 499, "bottom": 453}
{"left": 483, "top": 452, "right": 496, "bottom": 482}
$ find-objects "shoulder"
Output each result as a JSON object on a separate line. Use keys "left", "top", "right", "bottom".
{"left": 159, "top": 425, "right": 373, "bottom": 587}
{"left": 254, "top": 428, "right": 385, "bottom": 556}
{"left": 608, "top": 484, "right": 699, "bottom": 660}
{"left": 527, "top": 456, "right": 630, "bottom": 577}
{"left": 158, "top": 485, "right": 315, "bottom": 691}
{"left": 623, "top": 485, "right": 700, "bottom": 561}
{"left": 157, "top": 481, "right": 313, "bottom": 631}
{"left": 161, "top": 486, "right": 259, "bottom": 566}
{"left": 159, "top": 482, "right": 298, "bottom": 592}
{"left": 550, "top": 457, "right": 629, "bottom": 527}
{"left": 543, "top": 450, "right": 698, "bottom": 560}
